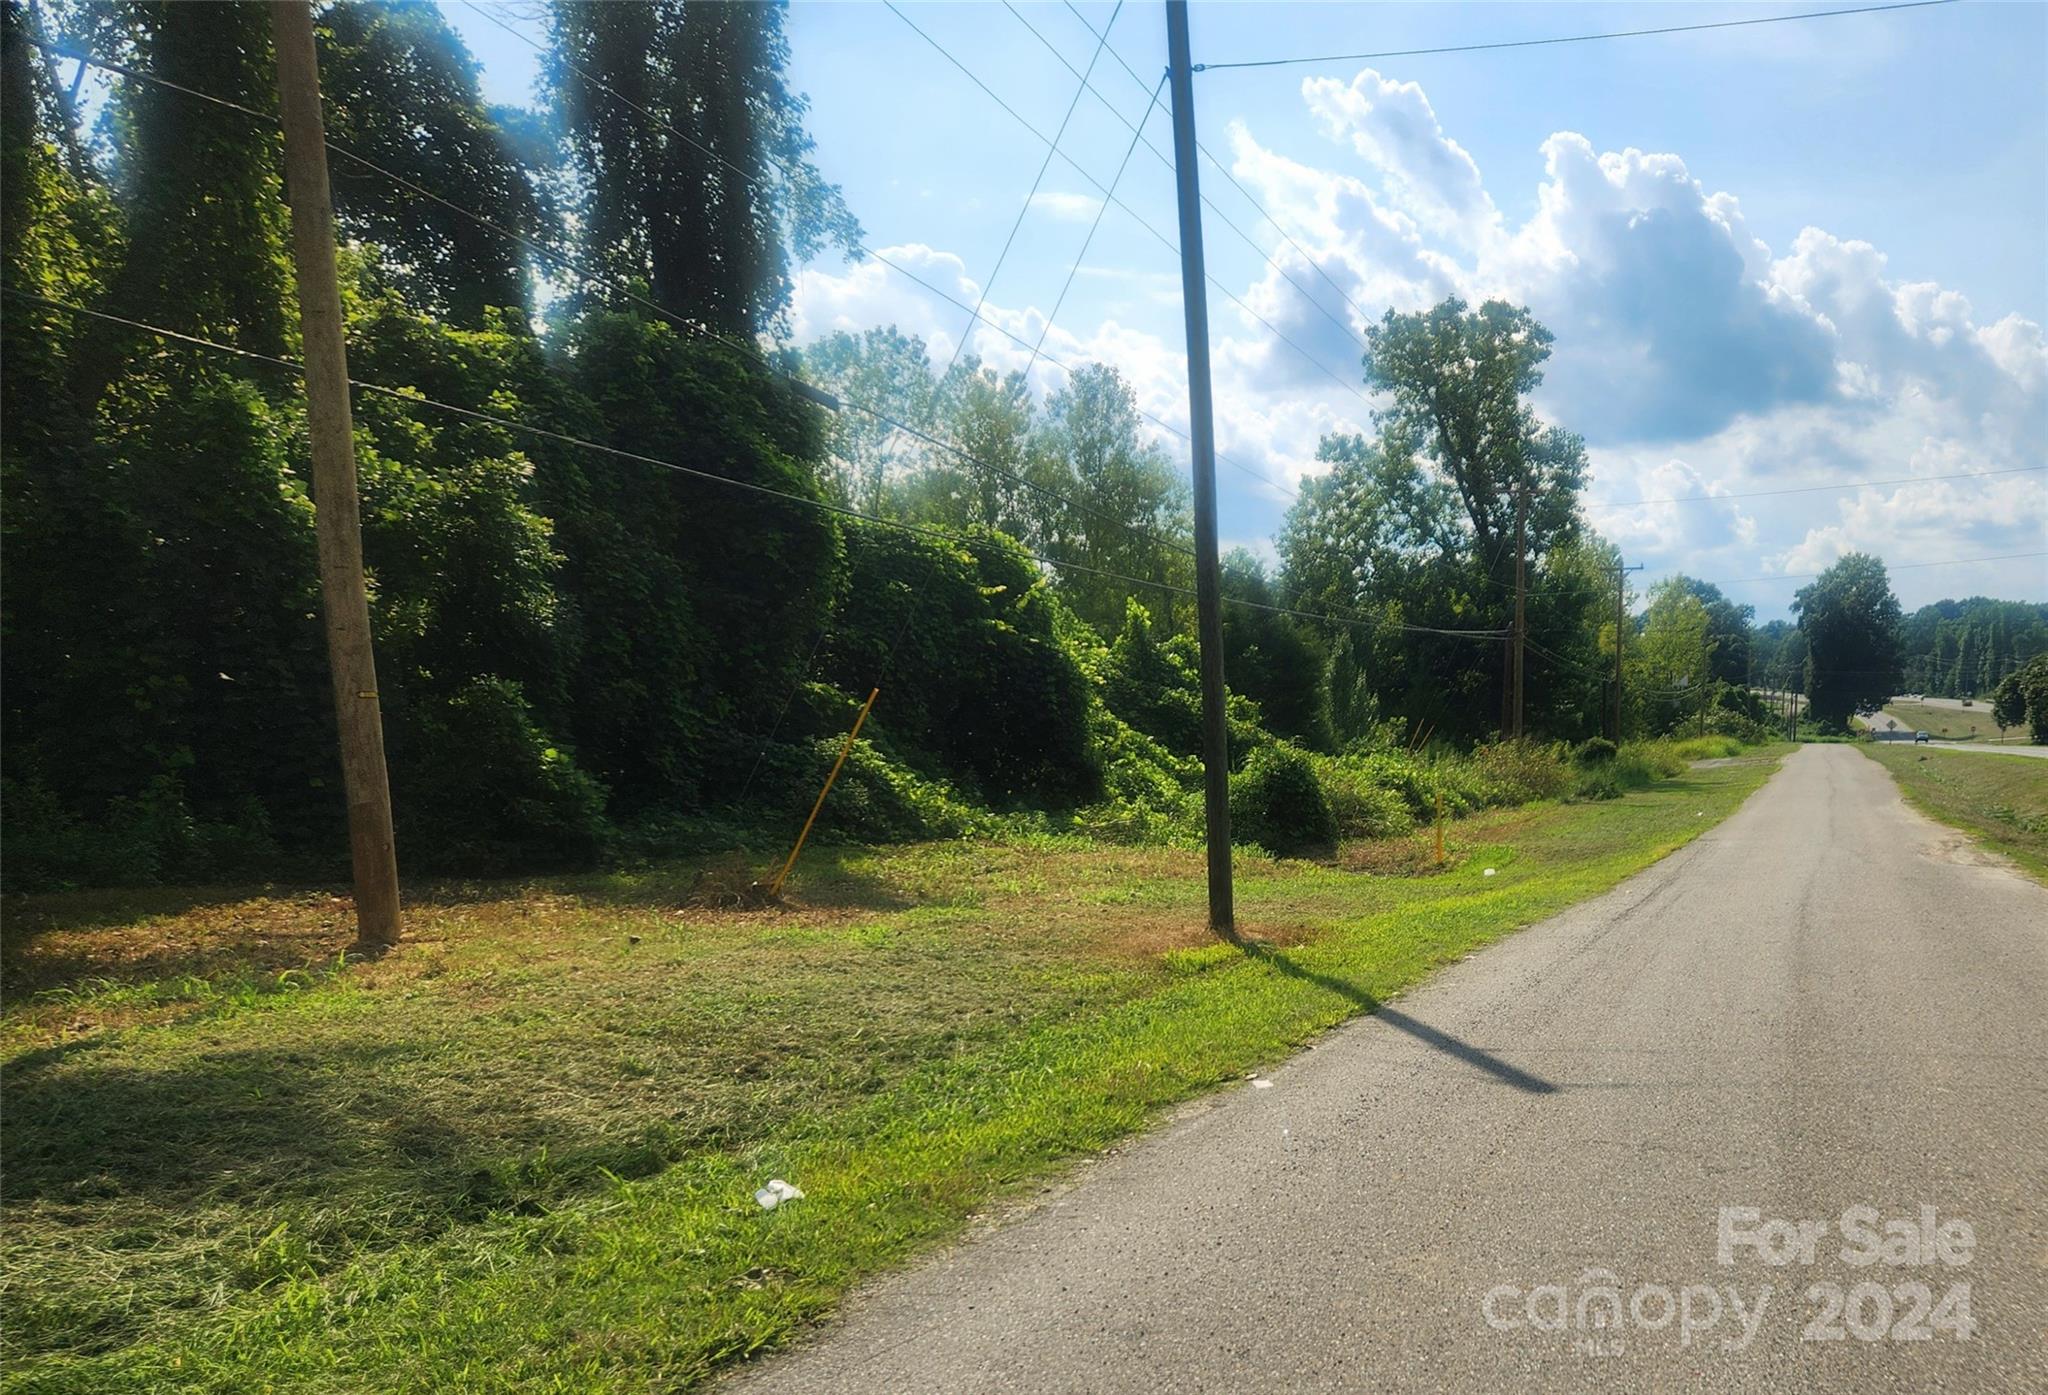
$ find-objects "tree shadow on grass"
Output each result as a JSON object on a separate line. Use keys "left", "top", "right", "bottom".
{"left": 0, "top": 1036, "right": 693, "bottom": 1216}
{"left": 1238, "top": 942, "right": 1558, "bottom": 1095}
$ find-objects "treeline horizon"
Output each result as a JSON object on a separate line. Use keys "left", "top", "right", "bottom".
{"left": 3, "top": 1, "right": 2034, "bottom": 894}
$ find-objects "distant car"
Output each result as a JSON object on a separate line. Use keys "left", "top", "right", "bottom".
{"left": 1915, "top": 731, "right": 1931, "bottom": 743}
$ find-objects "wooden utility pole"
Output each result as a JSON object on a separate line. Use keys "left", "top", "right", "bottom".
{"left": 271, "top": 1, "right": 401, "bottom": 946}
{"left": 1512, "top": 480, "right": 1528, "bottom": 740}
{"left": 1165, "top": 0, "right": 1232, "bottom": 936}
{"left": 1610, "top": 560, "right": 1641, "bottom": 744}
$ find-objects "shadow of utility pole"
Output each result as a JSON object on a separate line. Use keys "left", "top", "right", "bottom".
{"left": 1242, "top": 944, "right": 1559, "bottom": 1096}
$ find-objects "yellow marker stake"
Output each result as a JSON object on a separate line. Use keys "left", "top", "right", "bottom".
{"left": 768, "top": 687, "right": 880, "bottom": 899}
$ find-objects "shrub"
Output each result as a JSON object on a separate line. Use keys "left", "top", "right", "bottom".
{"left": 812, "top": 740, "right": 993, "bottom": 842}
{"left": 1572, "top": 765, "right": 1621, "bottom": 801}
{"left": 1612, "top": 741, "right": 1687, "bottom": 790}
{"left": 1572, "top": 737, "right": 1617, "bottom": 766}
{"left": 392, "top": 677, "right": 610, "bottom": 874}
{"left": 1311, "top": 755, "right": 1417, "bottom": 840}
{"left": 1704, "top": 706, "right": 1773, "bottom": 745}
{"left": 1467, "top": 741, "right": 1573, "bottom": 806}
{"left": 1669, "top": 734, "right": 1743, "bottom": 762}
{"left": 1229, "top": 743, "right": 1337, "bottom": 856}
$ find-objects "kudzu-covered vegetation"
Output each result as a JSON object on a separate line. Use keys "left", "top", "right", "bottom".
{"left": 4, "top": 1, "right": 1788, "bottom": 894}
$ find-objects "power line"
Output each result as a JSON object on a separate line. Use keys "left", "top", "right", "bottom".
{"left": 1715, "top": 551, "right": 2048, "bottom": 585}
{"left": 10, "top": 287, "right": 1499, "bottom": 643}
{"left": 31, "top": 34, "right": 1204, "bottom": 565}
{"left": 1192, "top": 1, "right": 1960, "bottom": 74}
{"left": 1012, "top": 2, "right": 1374, "bottom": 357}
{"left": 930, "top": 0, "right": 1125, "bottom": 389}
{"left": 1051, "top": 0, "right": 1379, "bottom": 339}
{"left": 1596, "top": 464, "right": 2047, "bottom": 510}
{"left": 463, "top": 3, "right": 1304, "bottom": 503}
{"left": 884, "top": 2, "right": 1373, "bottom": 424}
{"left": 1022, "top": 72, "right": 1169, "bottom": 389}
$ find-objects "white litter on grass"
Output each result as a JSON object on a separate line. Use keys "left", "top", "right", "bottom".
{"left": 1252, "top": 1078, "right": 1274, "bottom": 1090}
{"left": 1482, "top": 867, "right": 1497, "bottom": 877}
{"left": 754, "top": 1179, "right": 804, "bottom": 1210}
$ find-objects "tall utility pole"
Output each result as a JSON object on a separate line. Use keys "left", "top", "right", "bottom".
{"left": 1165, "top": 0, "right": 1232, "bottom": 936}
{"left": 1610, "top": 559, "right": 1641, "bottom": 744}
{"left": 271, "top": 1, "right": 402, "bottom": 946}
{"left": 1511, "top": 480, "right": 1528, "bottom": 740}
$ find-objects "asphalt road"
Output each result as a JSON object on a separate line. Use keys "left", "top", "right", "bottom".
{"left": 1905, "top": 739, "right": 2048, "bottom": 760}
{"left": 730, "top": 746, "right": 2047, "bottom": 1394}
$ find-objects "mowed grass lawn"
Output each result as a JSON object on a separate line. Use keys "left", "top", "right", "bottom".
{"left": 3, "top": 753, "right": 1785, "bottom": 1394}
{"left": 1879, "top": 699, "right": 2027, "bottom": 743}
{"left": 1862, "top": 743, "right": 2048, "bottom": 882}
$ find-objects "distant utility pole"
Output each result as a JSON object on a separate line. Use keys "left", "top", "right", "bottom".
{"left": 1165, "top": 0, "right": 1232, "bottom": 936}
{"left": 1610, "top": 559, "right": 1642, "bottom": 744}
{"left": 1512, "top": 479, "right": 1528, "bottom": 740}
{"left": 271, "top": 0, "right": 402, "bottom": 946}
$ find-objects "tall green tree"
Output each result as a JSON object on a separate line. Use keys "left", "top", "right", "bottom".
{"left": 1794, "top": 553, "right": 1904, "bottom": 729}
{"left": 1220, "top": 549, "right": 1330, "bottom": 749}
{"left": 546, "top": 0, "right": 859, "bottom": 335}
{"left": 1360, "top": 298, "right": 1587, "bottom": 571}
{"left": 801, "top": 325, "right": 941, "bottom": 514}
{"left": 316, "top": 0, "right": 547, "bottom": 325}
{"left": 1030, "top": 363, "right": 1191, "bottom": 635}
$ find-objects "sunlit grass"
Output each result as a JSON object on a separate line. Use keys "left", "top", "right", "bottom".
{"left": 2, "top": 755, "right": 1784, "bottom": 1393}
{"left": 1879, "top": 700, "right": 2028, "bottom": 743}
{"left": 1861, "top": 743, "right": 2048, "bottom": 882}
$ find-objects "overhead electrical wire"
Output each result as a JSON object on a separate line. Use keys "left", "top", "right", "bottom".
{"left": 1010, "top": 1, "right": 1374, "bottom": 357}
{"left": 1190, "top": 1, "right": 1960, "bottom": 74}
{"left": 462, "top": 2, "right": 1303, "bottom": 503}
{"left": 1046, "top": 0, "right": 1380, "bottom": 341}
{"left": 1020, "top": 72, "right": 1170, "bottom": 389}
{"left": 25, "top": 31, "right": 1202, "bottom": 563}
{"left": 8, "top": 287, "right": 1503, "bottom": 642}
{"left": 929, "top": 0, "right": 1125, "bottom": 389}
{"left": 882, "top": 2, "right": 1374, "bottom": 425}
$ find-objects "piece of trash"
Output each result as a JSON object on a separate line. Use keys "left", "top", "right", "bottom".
{"left": 1252, "top": 1078, "right": 1274, "bottom": 1090}
{"left": 1482, "top": 867, "right": 1497, "bottom": 877}
{"left": 753, "top": 1179, "right": 804, "bottom": 1210}
{"left": 1695, "top": 811, "right": 1704, "bottom": 817}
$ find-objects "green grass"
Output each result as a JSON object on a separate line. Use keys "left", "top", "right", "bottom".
{"left": 1860, "top": 744, "right": 2048, "bottom": 882}
{"left": 2, "top": 751, "right": 1788, "bottom": 1393}
{"left": 1878, "top": 700, "right": 2029, "bottom": 743}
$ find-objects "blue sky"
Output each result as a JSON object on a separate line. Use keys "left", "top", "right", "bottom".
{"left": 442, "top": 1, "right": 2048, "bottom": 619}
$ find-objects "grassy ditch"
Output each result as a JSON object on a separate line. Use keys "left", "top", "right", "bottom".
{"left": 1860, "top": 743, "right": 2048, "bottom": 882}
{"left": 3, "top": 752, "right": 1785, "bottom": 1393}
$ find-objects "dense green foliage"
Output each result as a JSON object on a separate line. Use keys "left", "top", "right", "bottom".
{"left": 1993, "top": 654, "right": 2048, "bottom": 744}
{"left": 1793, "top": 552, "right": 1905, "bottom": 729}
{"left": 4, "top": 2, "right": 2030, "bottom": 899}
{"left": 1899, "top": 597, "right": 2048, "bottom": 698}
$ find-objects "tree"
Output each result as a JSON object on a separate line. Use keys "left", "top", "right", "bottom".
{"left": 1793, "top": 553, "right": 1904, "bottom": 730}
{"left": 1670, "top": 576, "right": 1753, "bottom": 686}
{"left": 1029, "top": 363, "right": 1190, "bottom": 635}
{"left": 546, "top": 0, "right": 859, "bottom": 336}
{"left": 1992, "top": 654, "right": 2048, "bottom": 744}
{"left": 1220, "top": 550, "right": 1330, "bottom": 749}
{"left": 801, "top": 325, "right": 940, "bottom": 514}
{"left": 1634, "top": 580, "right": 1714, "bottom": 735}
{"left": 1361, "top": 298, "right": 1586, "bottom": 570}
{"left": 316, "top": 0, "right": 547, "bottom": 325}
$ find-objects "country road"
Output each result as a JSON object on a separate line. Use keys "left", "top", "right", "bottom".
{"left": 731, "top": 746, "right": 2048, "bottom": 1394}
